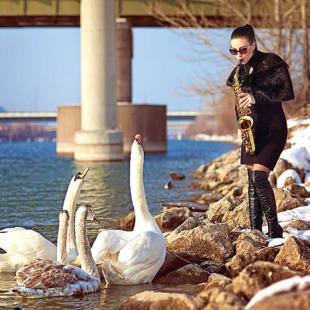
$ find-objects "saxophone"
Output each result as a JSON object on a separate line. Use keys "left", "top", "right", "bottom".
{"left": 232, "top": 63, "right": 256, "bottom": 154}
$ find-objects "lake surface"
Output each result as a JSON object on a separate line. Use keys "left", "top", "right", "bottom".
{"left": 0, "top": 140, "right": 235, "bottom": 309}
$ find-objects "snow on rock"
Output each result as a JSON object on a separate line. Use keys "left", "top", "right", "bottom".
{"left": 245, "top": 275, "right": 310, "bottom": 309}
{"left": 276, "top": 169, "right": 302, "bottom": 188}
{"left": 280, "top": 146, "right": 310, "bottom": 172}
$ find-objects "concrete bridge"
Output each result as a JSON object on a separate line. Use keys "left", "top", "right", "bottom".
{"left": 1, "top": 0, "right": 302, "bottom": 160}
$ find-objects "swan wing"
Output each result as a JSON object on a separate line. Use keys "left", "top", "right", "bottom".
{"left": 13, "top": 260, "right": 100, "bottom": 297}
{"left": 16, "top": 259, "right": 92, "bottom": 288}
{"left": 0, "top": 228, "right": 56, "bottom": 272}
{"left": 91, "top": 230, "right": 133, "bottom": 263}
{"left": 118, "top": 231, "right": 166, "bottom": 266}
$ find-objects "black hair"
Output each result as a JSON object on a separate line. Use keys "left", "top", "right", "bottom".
{"left": 231, "top": 24, "right": 257, "bottom": 50}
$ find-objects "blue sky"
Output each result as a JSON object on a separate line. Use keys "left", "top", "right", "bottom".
{"left": 0, "top": 27, "right": 232, "bottom": 112}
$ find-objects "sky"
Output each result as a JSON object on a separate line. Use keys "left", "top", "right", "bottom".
{"left": 0, "top": 27, "right": 232, "bottom": 113}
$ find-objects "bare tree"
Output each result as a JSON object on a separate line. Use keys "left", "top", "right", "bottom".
{"left": 147, "top": 0, "right": 309, "bottom": 136}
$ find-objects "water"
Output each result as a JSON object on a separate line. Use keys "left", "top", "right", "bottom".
{"left": 0, "top": 140, "right": 235, "bottom": 309}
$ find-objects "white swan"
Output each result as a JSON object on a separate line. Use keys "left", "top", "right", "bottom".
{"left": 12, "top": 205, "right": 101, "bottom": 297}
{"left": 91, "top": 134, "right": 166, "bottom": 285}
{"left": 0, "top": 168, "right": 89, "bottom": 272}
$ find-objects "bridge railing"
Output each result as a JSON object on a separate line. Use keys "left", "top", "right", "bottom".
{"left": 0, "top": 111, "right": 213, "bottom": 122}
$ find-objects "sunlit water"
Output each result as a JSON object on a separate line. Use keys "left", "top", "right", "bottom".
{"left": 0, "top": 140, "right": 235, "bottom": 309}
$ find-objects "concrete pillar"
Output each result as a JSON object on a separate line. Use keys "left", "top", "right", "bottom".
{"left": 116, "top": 18, "right": 132, "bottom": 103}
{"left": 74, "top": 0, "right": 123, "bottom": 161}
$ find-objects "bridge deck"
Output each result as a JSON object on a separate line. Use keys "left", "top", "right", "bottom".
{"left": 0, "top": 0, "right": 307, "bottom": 27}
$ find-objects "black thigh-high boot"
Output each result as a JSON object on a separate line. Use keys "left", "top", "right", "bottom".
{"left": 252, "top": 170, "right": 283, "bottom": 238}
{"left": 247, "top": 169, "right": 263, "bottom": 231}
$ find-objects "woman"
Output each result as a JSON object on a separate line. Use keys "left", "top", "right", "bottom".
{"left": 226, "top": 24, "right": 294, "bottom": 238}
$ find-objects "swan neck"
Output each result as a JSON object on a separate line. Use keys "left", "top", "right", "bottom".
{"left": 57, "top": 214, "right": 68, "bottom": 264}
{"left": 63, "top": 180, "right": 83, "bottom": 259}
{"left": 75, "top": 211, "right": 100, "bottom": 279}
{"left": 130, "top": 156, "right": 153, "bottom": 224}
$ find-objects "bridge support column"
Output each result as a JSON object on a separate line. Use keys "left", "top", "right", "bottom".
{"left": 74, "top": 0, "right": 123, "bottom": 161}
{"left": 116, "top": 18, "right": 132, "bottom": 103}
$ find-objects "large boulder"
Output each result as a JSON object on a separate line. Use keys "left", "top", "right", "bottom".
{"left": 286, "top": 183, "right": 310, "bottom": 198}
{"left": 200, "top": 273, "right": 232, "bottom": 291}
{"left": 118, "top": 290, "right": 204, "bottom": 310}
{"left": 273, "top": 188, "right": 305, "bottom": 212}
{"left": 207, "top": 198, "right": 232, "bottom": 222}
{"left": 229, "top": 261, "right": 302, "bottom": 299}
{"left": 273, "top": 158, "right": 294, "bottom": 179}
{"left": 155, "top": 207, "right": 192, "bottom": 232}
{"left": 222, "top": 200, "right": 249, "bottom": 230}
{"left": 225, "top": 247, "right": 280, "bottom": 277}
{"left": 155, "top": 251, "right": 188, "bottom": 279}
{"left": 198, "top": 287, "right": 245, "bottom": 310}
{"left": 167, "top": 221, "right": 234, "bottom": 263}
{"left": 154, "top": 264, "right": 210, "bottom": 285}
{"left": 235, "top": 230, "right": 268, "bottom": 256}
{"left": 283, "top": 219, "right": 310, "bottom": 231}
{"left": 249, "top": 288, "right": 310, "bottom": 310}
{"left": 274, "top": 236, "right": 310, "bottom": 273}
{"left": 115, "top": 211, "right": 135, "bottom": 230}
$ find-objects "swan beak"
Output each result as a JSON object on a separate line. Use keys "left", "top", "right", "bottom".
{"left": 75, "top": 167, "right": 90, "bottom": 181}
{"left": 134, "top": 134, "right": 142, "bottom": 145}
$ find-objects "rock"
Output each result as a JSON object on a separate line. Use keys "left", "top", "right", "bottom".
{"left": 190, "top": 182, "right": 203, "bottom": 189}
{"left": 230, "top": 261, "right": 302, "bottom": 299}
{"left": 273, "top": 188, "right": 304, "bottom": 212}
{"left": 207, "top": 198, "right": 232, "bottom": 222}
{"left": 283, "top": 219, "right": 310, "bottom": 231}
{"left": 173, "top": 216, "right": 205, "bottom": 235}
{"left": 200, "top": 260, "right": 225, "bottom": 274}
{"left": 225, "top": 247, "right": 280, "bottom": 277}
{"left": 155, "top": 251, "right": 188, "bottom": 279}
{"left": 155, "top": 207, "right": 191, "bottom": 232}
{"left": 222, "top": 200, "right": 249, "bottom": 230}
{"left": 192, "top": 164, "right": 208, "bottom": 178}
{"left": 235, "top": 230, "right": 267, "bottom": 256}
{"left": 193, "top": 192, "right": 223, "bottom": 205}
{"left": 115, "top": 211, "right": 135, "bottom": 230}
{"left": 161, "top": 202, "right": 209, "bottom": 212}
{"left": 274, "top": 236, "right": 310, "bottom": 273}
{"left": 198, "top": 287, "right": 245, "bottom": 310}
{"left": 168, "top": 172, "right": 186, "bottom": 180}
{"left": 249, "top": 288, "right": 310, "bottom": 310}
{"left": 167, "top": 221, "right": 234, "bottom": 263}
{"left": 286, "top": 183, "right": 310, "bottom": 198}
{"left": 200, "top": 273, "right": 232, "bottom": 291}
{"left": 273, "top": 158, "right": 294, "bottom": 179}
{"left": 224, "top": 186, "right": 246, "bottom": 207}
{"left": 154, "top": 263, "right": 210, "bottom": 285}
{"left": 118, "top": 290, "right": 204, "bottom": 310}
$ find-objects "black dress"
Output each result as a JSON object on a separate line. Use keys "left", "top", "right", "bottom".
{"left": 226, "top": 50, "right": 294, "bottom": 170}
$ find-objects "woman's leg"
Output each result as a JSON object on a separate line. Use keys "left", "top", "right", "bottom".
{"left": 251, "top": 164, "right": 283, "bottom": 238}
{"left": 247, "top": 165, "right": 263, "bottom": 231}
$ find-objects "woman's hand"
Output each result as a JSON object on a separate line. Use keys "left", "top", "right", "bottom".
{"left": 239, "top": 92, "right": 255, "bottom": 108}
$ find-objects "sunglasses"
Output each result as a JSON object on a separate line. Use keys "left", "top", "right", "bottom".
{"left": 229, "top": 46, "right": 249, "bottom": 55}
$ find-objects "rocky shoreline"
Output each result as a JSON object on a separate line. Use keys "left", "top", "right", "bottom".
{"left": 117, "top": 120, "right": 310, "bottom": 310}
